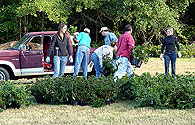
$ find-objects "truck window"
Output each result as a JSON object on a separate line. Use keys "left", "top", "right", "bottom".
{"left": 26, "top": 36, "right": 42, "bottom": 50}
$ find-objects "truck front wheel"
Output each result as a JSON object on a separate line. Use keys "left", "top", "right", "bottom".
{"left": 0, "top": 67, "right": 10, "bottom": 81}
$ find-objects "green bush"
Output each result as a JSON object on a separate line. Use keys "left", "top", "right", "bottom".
{"left": 30, "top": 73, "right": 195, "bottom": 109}
{"left": 102, "top": 55, "right": 118, "bottom": 76}
{"left": 30, "top": 75, "right": 73, "bottom": 104}
{"left": 147, "top": 44, "right": 161, "bottom": 57}
{"left": 120, "top": 73, "right": 195, "bottom": 109}
{"left": 0, "top": 81, "right": 31, "bottom": 109}
{"left": 179, "top": 44, "right": 195, "bottom": 58}
{"left": 30, "top": 75, "right": 121, "bottom": 107}
{"left": 134, "top": 45, "right": 149, "bottom": 63}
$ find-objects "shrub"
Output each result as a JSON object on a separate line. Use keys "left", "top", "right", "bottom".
{"left": 30, "top": 75, "right": 122, "bottom": 107}
{"left": 147, "top": 44, "right": 161, "bottom": 57}
{"left": 134, "top": 45, "right": 149, "bottom": 63}
{"left": 179, "top": 44, "right": 195, "bottom": 58}
{"left": 120, "top": 73, "right": 195, "bottom": 109}
{"left": 102, "top": 55, "right": 118, "bottom": 76}
{"left": 0, "top": 81, "right": 31, "bottom": 109}
{"left": 30, "top": 75, "right": 73, "bottom": 104}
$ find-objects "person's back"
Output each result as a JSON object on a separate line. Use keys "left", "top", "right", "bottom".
{"left": 77, "top": 32, "right": 91, "bottom": 49}
{"left": 104, "top": 32, "right": 118, "bottom": 46}
{"left": 74, "top": 28, "right": 91, "bottom": 77}
{"left": 117, "top": 32, "right": 135, "bottom": 59}
{"left": 99, "top": 27, "right": 118, "bottom": 46}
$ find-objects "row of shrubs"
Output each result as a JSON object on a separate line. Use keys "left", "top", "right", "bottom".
{"left": 0, "top": 73, "right": 195, "bottom": 111}
{"left": 29, "top": 75, "right": 121, "bottom": 107}
{"left": 120, "top": 72, "right": 195, "bottom": 109}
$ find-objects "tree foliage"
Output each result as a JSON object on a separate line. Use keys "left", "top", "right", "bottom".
{"left": 0, "top": 0, "right": 194, "bottom": 44}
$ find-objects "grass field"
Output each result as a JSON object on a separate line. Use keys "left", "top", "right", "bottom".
{"left": 1, "top": 58, "right": 195, "bottom": 125}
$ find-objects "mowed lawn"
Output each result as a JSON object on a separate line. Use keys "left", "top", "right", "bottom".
{"left": 1, "top": 58, "right": 195, "bottom": 125}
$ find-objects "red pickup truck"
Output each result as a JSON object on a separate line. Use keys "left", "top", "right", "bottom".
{"left": 0, "top": 31, "right": 96, "bottom": 81}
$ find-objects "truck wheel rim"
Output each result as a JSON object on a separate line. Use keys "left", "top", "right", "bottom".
{"left": 0, "top": 71, "right": 5, "bottom": 81}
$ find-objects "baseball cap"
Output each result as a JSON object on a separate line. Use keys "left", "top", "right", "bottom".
{"left": 99, "top": 27, "right": 108, "bottom": 33}
{"left": 84, "top": 28, "right": 90, "bottom": 33}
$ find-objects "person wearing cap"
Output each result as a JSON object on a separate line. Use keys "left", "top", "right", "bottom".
{"left": 46, "top": 23, "right": 73, "bottom": 78}
{"left": 91, "top": 42, "right": 117, "bottom": 77}
{"left": 73, "top": 28, "right": 91, "bottom": 77}
{"left": 160, "top": 27, "right": 181, "bottom": 78}
{"left": 114, "top": 24, "right": 135, "bottom": 80}
{"left": 99, "top": 27, "right": 118, "bottom": 46}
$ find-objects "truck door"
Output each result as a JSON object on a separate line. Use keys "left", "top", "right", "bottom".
{"left": 20, "top": 35, "right": 44, "bottom": 75}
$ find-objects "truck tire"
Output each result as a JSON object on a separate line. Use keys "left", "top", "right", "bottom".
{"left": 0, "top": 67, "right": 10, "bottom": 81}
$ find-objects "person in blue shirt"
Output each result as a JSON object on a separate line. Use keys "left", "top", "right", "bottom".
{"left": 73, "top": 28, "right": 91, "bottom": 77}
{"left": 99, "top": 27, "right": 118, "bottom": 46}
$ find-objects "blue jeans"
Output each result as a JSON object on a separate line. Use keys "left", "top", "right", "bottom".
{"left": 74, "top": 45, "right": 90, "bottom": 77}
{"left": 91, "top": 53, "right": 101, "bottom": 77}
{"left": 114, "top": 57, "right": 134, "bottom": 79}
{"left": 53, "top": 56, "right": 68, "bottom": 78}
{"left": 164, "top": 51, "right": 177, "bottom": 78}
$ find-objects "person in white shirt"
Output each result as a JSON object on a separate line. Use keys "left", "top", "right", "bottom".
{"left": 91, "top": 42, "right": 117, "bottom": 77}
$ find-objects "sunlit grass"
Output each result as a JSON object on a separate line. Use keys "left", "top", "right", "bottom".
{"left": 0, "top": 101, "right": 194, "bottom": 125}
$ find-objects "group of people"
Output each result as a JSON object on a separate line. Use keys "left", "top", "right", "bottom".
{"left": 46, "top": 23, "right": 181, "bottom": 79}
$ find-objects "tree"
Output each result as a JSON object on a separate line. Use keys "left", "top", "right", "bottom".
{"left": 0, "top": 0, "right": 194, "bottom": 45}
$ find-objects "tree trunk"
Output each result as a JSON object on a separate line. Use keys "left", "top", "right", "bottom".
{"left": 96, "top": 24, "right": 98, "bottom": 42}
{"left": 42, "top": 12, "right": 44, "bottom": 31}
{"left": 24, "top": 16, "right": 28, "bottom": 33}
{"left": 19, "top": 17, "right": 22, "bottom": 39}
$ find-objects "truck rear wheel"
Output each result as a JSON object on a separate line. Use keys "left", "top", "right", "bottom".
{"left": 0, "top": 67, "right": 10, "bottom": 81}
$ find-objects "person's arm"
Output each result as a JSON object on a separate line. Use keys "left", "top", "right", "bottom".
{"left": 160, "top": 38, "right": 165, "bottom": 60}
{"left": 108, "top": 48, "right": 113, "bottom": 59}
{"left": 160, "top": 39, "right": 165, "bottom": 54}
{"left": 110, "top": 33, "right": 118, "bottom": 42}
{"left": 66, "top": 37, "right": 72, "bottom": 56}
{"left": 128, "top": 36, "right": 135, "bottom": 52}
{"left": 47, "top": 34, "right": 57, "bottom": 57}
{"left": 75, "top": 32, "right": 82, "bottom": 43}
{"left": 175, "top": 37, "right": 181, "bottom": 58}
{"left": 175, "top": 37, "right": 180, "bottom": 51}
{"left": 74, "top": 37, "right": 79, "bottom": 43}
{"left": 66, "top": 32, "right": 73, "bottom": 53}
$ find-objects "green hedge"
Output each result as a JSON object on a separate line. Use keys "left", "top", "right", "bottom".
{"left": 1, "top": 73, "right": 194, "bottom": 111}
{"left": 119, "top": 73, "right": 195, "bottom": 109}
{"left": 30, "top": 75, "right": 121, "bottom": 107}
{"left": 30, "top": 73, "right": 195, "bottom": 109}
{"left": 0, "top": 81, "right": 31, "bottom": 111}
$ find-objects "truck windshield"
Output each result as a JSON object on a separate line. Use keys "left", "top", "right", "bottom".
{"left": 11, "top": 34, "right": 30, "bottom": 50}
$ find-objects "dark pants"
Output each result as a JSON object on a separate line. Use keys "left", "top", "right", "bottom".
{"left": 164, "top": 51, "right": 177, "bottom": 78}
